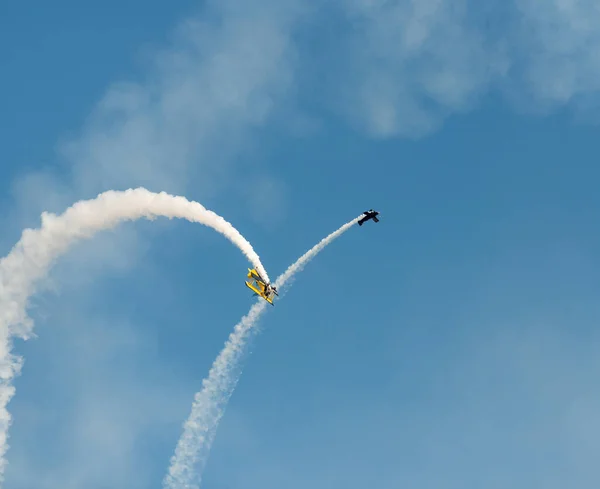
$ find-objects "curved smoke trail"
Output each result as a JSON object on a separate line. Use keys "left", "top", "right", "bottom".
{"left": 0, "top": 187, "right": 270, "bottom": 484}
{"left": 164, "top": 215, "right": 362, "bottom": 489}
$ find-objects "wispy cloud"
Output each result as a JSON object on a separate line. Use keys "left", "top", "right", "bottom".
{"left": 8, "top": 0, "right": 600, "bottom": 217}
{"left": 60, "top": 2, "right": 297, "bottom": 194}
{"left": 333, "top": 0, "right": 499, "bottom": 137}
{"left": 511, "top": 0, "right": 600, "bottom": 110}
{"left": 302, "top": 0, "right": 600, "bottom": 137}
{"left": 8, "top": 0, "right": 301, "bottom": 225}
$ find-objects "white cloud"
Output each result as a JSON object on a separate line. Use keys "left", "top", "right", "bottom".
{"left": 512, "top": 0, "right": 600, "bottom": 108}
{"left": 8, "top": 0, "right": 301, "bottom": 228}
{"left": 306, "top": 0, "right": 600, "bottom": 137}
{"left": 328, "top": 0, "right": 502, "bottom": 137}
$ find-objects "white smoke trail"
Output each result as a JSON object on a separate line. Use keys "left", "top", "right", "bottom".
{"left": 164, "top": 215, "right": 362, "bottom": 489}
{"left": 0, "top": 187, "right": 270, "bottom": 484}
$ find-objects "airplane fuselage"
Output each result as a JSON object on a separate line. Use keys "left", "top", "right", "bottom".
{"left": 358, "top": 209, "right": 380, "bottom": 226}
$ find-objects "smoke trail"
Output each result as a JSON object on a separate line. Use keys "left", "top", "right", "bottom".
{"left": 164, "top": 215, "right": 362, "bottom": 489}
{"left": 273, "top": 217, "right": 360, "bottom": 290}
{"left": 0, "top": 187, "right": 270, "bottom": 484}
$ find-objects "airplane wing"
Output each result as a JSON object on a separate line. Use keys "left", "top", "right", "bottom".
{"left": 247, "top": 268, "right": 267, "bottom": 284}
{"left": 245, "top": 280, "right": 263, "bottom": 296}
{"left": 245, "top": 278, "right": 275, "bottom": 305}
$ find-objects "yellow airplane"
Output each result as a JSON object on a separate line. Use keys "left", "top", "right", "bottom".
{"left": 245, "top": 268, "right": 278, "bottom": 305}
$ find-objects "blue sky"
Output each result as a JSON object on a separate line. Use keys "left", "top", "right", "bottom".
{"left": 2, "top": 0, "right": 600, "bottom": 487}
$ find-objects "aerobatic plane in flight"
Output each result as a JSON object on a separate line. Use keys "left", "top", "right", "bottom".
{"left": 245, "top": 268, "right": 278, "bottom": 305}
{"left": 358, "top": 209, "right": 380, "bottom": 226}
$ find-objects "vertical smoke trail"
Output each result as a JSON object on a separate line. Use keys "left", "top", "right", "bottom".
{"left": 0, "top": 187, "right": 270, "bottom": 485}
{"left": 164, "top": 215, "right": 362, "bottom": 489}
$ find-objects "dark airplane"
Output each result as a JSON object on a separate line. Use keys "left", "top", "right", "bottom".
{"left": 358, "top": 209, "right": 380, "bottom": 226}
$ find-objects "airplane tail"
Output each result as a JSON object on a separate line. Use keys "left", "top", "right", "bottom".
{"left": 373, "top": 216, "right": 379, "bottom": 222}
